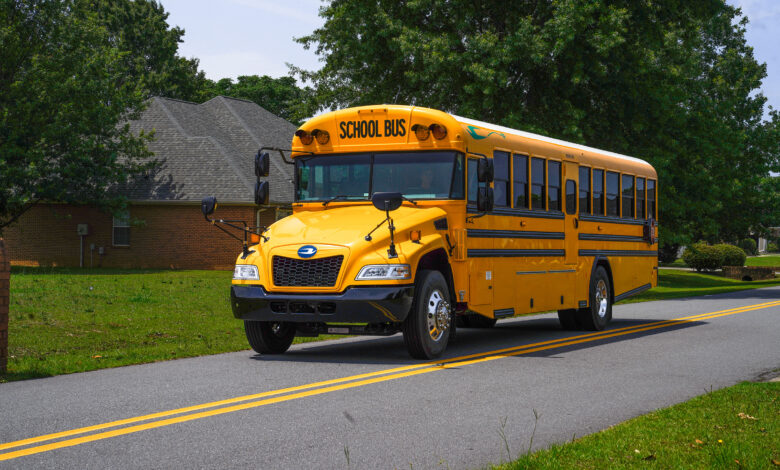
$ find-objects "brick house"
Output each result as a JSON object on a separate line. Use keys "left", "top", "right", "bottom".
{"left": 3, "top": 96, "right": 296, "bottom": 270}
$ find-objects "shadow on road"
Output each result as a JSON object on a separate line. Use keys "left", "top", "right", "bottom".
{"left": 248, "top": 316, "right": 704, "bottom": 366}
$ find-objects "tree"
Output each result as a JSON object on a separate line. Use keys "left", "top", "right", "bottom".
{"left": 0, "top": 0, "right": 154, "bottom": 233}
{"left": 206, "top": 75, "right": 314, "bottom": 125}
{"left": 87, "top": 0, "right": 210, "bottom": 102}
{"left": 294, "top": 0, "right": 780, "bottom": 245}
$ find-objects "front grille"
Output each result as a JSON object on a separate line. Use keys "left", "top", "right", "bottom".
{"left": 272, "top": 255, "right": 344, "bottom": 287}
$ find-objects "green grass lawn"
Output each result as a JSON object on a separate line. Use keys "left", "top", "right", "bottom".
{"left": 2, "top": 267, "right": 779, "bottom": 382}
{"left": 493, "top": 380, "right": 779, "bottom": 469}
{"left": 2, "top": 266, "right": 336, "bottom": 382}
{"left": 746, "top": 255, "right": 780, "bottom": 267}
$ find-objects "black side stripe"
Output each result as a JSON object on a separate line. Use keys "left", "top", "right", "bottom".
{"left": 579, "top": 249, "right": 657, "bottom": 257}
{"left": 468, "top": 229, "right": 565, "bottom": 239}
{"left": 614, "top": 283, "right": 653, "bottom": 302}
{"left": 579, "top": 233, "right": 646, "bottom": 242}
{"left": 579, "top": 214, "right": 647, "bottom": 226}
{"left": 494, "top": 308, "right": 515, "bottom": 318}
{"left": 469, "top": 249, "right": 565, "bottom": 258}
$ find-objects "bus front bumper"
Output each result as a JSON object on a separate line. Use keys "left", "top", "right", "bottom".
{"left": 230, "top": 285, "right": 414, "bottom": 324}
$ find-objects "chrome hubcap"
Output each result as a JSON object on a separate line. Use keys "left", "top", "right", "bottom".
{"left": 426, "top": 289, "right": 450, "bottom": 342}
{"left": 596, "top": 280, "right": 608, "bottom": 318}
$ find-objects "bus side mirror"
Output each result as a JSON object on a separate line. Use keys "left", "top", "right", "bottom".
{"left": 201, "top": 196, "right": 217, "bottom": 217}
{"left": 371, "top": 192, "right": 403, "bottom": 212}
{"left": 255, "top": 181, "right": 269, "bottom": 205}
{"left": 255, "top": 151, "right": 270, "bottom": 178}
{"left": 477, "top": 158, "right": 494, "bottom": 183}
{"left": 477, "top": 187, "right": 494, "bottom": 212}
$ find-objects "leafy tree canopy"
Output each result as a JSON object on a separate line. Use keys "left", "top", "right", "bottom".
{"left": 205, "top": 75, "right": 314, "bottom": 126}
{"left": 294, "top": 0, "right": 780, "bottom": 245}
{"left": 0, "top": 0, "right": 154, "bottom": 233}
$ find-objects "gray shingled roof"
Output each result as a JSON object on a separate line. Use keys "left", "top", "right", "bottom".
{"left": 125, "top": 96, "right": 296, "bottom": 204}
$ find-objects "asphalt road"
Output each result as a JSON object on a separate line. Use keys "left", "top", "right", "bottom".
{"left": 1, "top": 287, "right": 779, "bottom": 469}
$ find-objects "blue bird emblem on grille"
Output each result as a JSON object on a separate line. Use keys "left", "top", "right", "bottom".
{"left": 298, "top": 245, "right": 317, "bottom": 258}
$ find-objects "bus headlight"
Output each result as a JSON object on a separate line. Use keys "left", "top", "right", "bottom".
{"left": 355, "top": 264, "right": 411, "bottom": 280}
{"left": 233, "top": 264, "right": 259, "bottom": 280}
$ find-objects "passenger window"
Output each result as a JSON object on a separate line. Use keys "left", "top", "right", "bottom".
{"left": 565, "top": 180, "right": 576, "bottom": 214}
{"left": 593, "top": 169, "right": 604, "bottom": 216}
{"left": 636, "top": 177, "right": 645, "bottom": 219}
{"left": 548, "top": 161, "right": 561, "bottom": 211}
{"left": 512, "top": 154, "right": 528, "bottom": 209}
{"left": 647, "top": 179, "right": 656, "bottom": 219}
{"left": 622, "top": 175, "right": 634, "bottom": 218}
{"left": 579, "top": 166, "right": 590, "bottom": 214}
{"left": 606, "top": 171, "right": 619, "bottom": 217}
{"left": 531, "top": 157, "right": 546, "bottom": 210}
{"left": 493, "top": 150, "right": 510, "bottom": 207}
{"left": 467, "top": 158, "right": 478, "bottom": 204}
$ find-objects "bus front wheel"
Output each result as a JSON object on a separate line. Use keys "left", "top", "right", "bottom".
{"left": 244, "top": 320, "right": 296, "bottom": 354}
{"left": 403, "top": 270, "right": 452, "bottom": 359}
{"left": 576, "top": 266, "right": 612, "bottom": 330}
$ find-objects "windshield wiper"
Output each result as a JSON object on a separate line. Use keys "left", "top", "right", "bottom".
{"left": 322, "top": 195, "right": 349, "bottom": 206}
{"left": 402, "top": 196, "right": 418, "bottom": 205}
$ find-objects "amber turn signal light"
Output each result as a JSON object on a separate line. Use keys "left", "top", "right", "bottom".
{"left": 429, "top": 123, "right": 447, "bottom": 140}
{"left": 250, "top": 233, "right": 261, "bottom": 243}
{"left": 295, "top": 129, "right": 314, "bottom": 145}
{"left": 410, "top": 230, "right": 422, "bottom": 243}
{"left": 312, "top": 129, "right": 330, "bottom": 145}
{"left": 411, "top": 124, "right": 430, "bottom": 141}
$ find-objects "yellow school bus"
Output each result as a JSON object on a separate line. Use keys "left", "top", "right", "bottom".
{"left": 204, "top": 105, "right": 658, "bottom": 359}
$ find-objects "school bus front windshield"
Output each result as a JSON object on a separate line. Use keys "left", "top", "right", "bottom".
{"left": 295, "top": 151, "right": 465, "bottom": 202}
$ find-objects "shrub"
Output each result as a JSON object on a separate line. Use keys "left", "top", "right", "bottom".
{"left": 658, "top": 242, "right": 680, "bottom": 264}
{"left": 768, "top": 242, "right": 778, "bottom": 253}
{"left": 682, "top": 242, "right": 724, "bottom": 271}
{"left": 738, "top": 238, "right": 757, "bottom": 256}
{"left": 713, "top": 244, "right": 746, "bottom": 267}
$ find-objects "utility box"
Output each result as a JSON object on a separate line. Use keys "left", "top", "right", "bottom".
{"left": 77, "top": 224, "right": 89, "bottom": 236}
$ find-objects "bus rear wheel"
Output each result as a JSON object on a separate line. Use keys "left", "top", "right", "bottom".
{"left": 403, "top": 270, "right": 452, "bottom": 359}
{"left": 244, "top": 320, "right": 296, "bottom": 354}
{"left": 576, "top": 266, "right": 612, "bottom": 331}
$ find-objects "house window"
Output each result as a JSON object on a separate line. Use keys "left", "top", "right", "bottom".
{"left": 113, "top": 213, "right": 130, "bottom": 246}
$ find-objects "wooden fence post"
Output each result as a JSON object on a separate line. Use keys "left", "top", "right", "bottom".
{"left": 0, "top": 239, "right": 8, "bottom": 374}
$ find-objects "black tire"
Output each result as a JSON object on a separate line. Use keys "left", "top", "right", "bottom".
{"left": 465, "top": 314, "right": 497, "bottom": 328}
{"left": 557, "top": 309, "right": 579, "bottom": 330}
{"left": 576, "top": 266, "right": 612, "bottom": 331}
{"left": 244, "top": 320, "right": 296, "bottom": 354}
{"left": 403, "top": 270, "right": 452, "bottom": 359}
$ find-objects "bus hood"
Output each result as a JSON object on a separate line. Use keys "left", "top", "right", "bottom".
{"left": 263, "top": 204, "right": 447, "bottom": 254}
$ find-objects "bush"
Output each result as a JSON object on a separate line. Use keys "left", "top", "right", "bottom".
{"left": 739, "top": 238, "right": 757, "bottom": 256}
{"left": 658, "top": 242, "right": 680, "bottom": 264}
{"left": 682, "top": 242, "right": 724, "bottom": 271}
{"left": 713, "top": 244, "right": 746, "bottom": 267}
{"left": 768, "top": 242, "right": 778, "bottom": 253}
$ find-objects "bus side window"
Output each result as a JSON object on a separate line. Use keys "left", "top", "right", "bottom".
{"left": 531, "top": 157, "right": 546, "bottom": 210}
{"left": 606, "top": 171, "right": 619, "bottom": 217}
{"left": 565, "top": 180, "right": 577, "bottom": 214}
{"left": 647, "top": 179, "right": 656, "bottom": 219}
{"left": 622, "top": 174, "right": 635, "bottom": 218}
{"left": 467, "top": 158, "right": 478, "bottom": 204}
{"left": 593, "top": 169, "right": 604, "bottom": 215}
{"left": 548, "top": 160, "right": 561, "bottom": 211}
{"left": 579, "top": 166, "right": 591, "bottom": 214}
{"left": 513, "top": 154, "right": 528, "bottom": 209}
{"left": 636, "top": 177, "right": 645, "bottom": 219}
{"left": 493, "top": 150, "right": 510, "bottom": 207}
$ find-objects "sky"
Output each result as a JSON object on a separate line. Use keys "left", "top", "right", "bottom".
{"left": 163, "top": 0, "right": 779, "bottom": 117}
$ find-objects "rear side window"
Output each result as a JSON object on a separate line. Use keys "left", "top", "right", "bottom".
{"left": 493, "top": 151, "right": 510, "bottom": 207}
{"left": 606, "top": 171, "right": 619, "bottom": 217}
{"left": 548, "top": 161, "right": 561, "bottom": 212}
{"left": 636, "top": 177, "right": 645, "bottom": 219}
{"left": 579, "top": 167, "right": 590, "bottom": 214}
{"left": 513, "top": 154, "right": 528, "bottom": 209}
{"left": 531, "top": 157, "right": 546, "bottom": 210}
{"left": 622, "top": 175, "right": 634, "bottom": 218}
{"left": 647, "top": 179, "right": 656, "bottom": 219}
{"left": 593, "top": 169, "right": 604, "bottom": 216}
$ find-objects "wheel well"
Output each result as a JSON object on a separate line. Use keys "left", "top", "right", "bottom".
{"left": 595, "top": 258, "right": 615, "bottom": 302}
{"left": 417, "top": 248, "right": 455, "bottom": 302}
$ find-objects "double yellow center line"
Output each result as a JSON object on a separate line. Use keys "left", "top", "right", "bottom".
{"left": 2, "top": 299, "right": 779, "bottom": 461}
